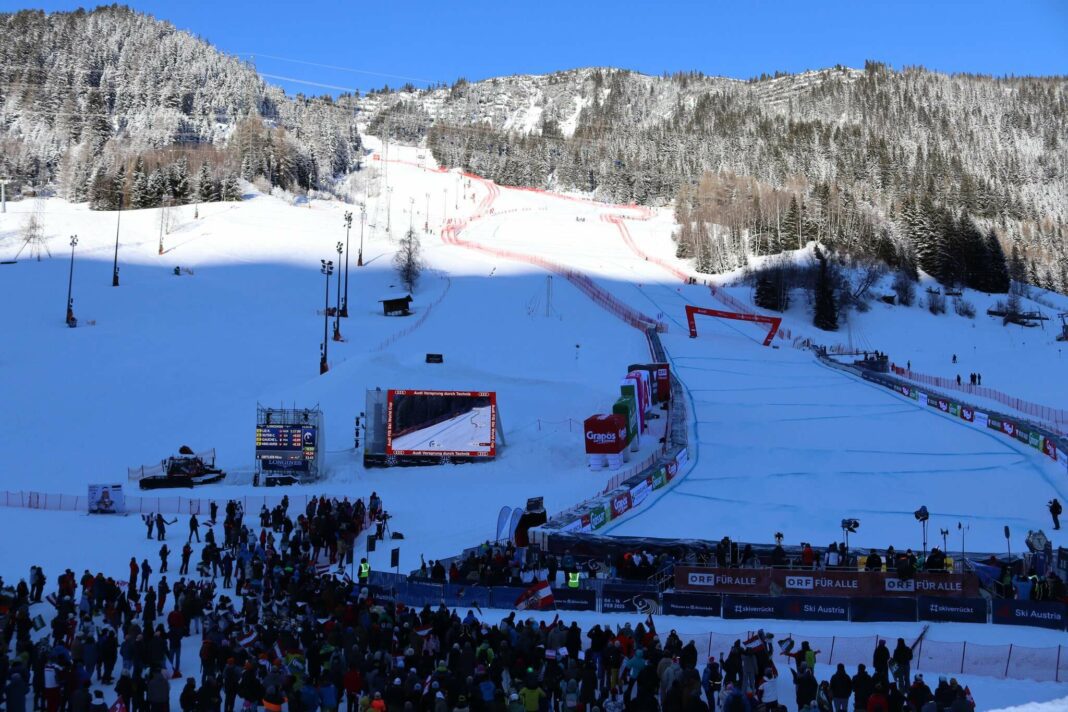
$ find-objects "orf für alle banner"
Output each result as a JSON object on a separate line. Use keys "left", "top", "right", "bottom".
{"left": 88, "top": 484, "right": 125, "bottom": 514}
{"left": 674, "top": 567, "right": 979, "bottom": 598}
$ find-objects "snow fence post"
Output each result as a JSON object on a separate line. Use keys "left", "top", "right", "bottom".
{"left": 1004, "top": 644, "right": 1013, "bottom": 678}
{"left": 828, "top": 637, "right": 836, "bottom": 666}
{"left": 960, "top": 642, "right": 966, "bottom": 675}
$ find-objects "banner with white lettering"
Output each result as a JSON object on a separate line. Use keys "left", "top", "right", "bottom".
{"left": 722, "top": 595, "right": 778, "bottom": 620}
{"left": 552, "top": 588, "right": 597, "bottom": 612}
{"left": 778, "top": 596, "right": 850, "bottom": 621}
{"left": 662, "top": 592, "right": 722, "bottom": 617}
{"left": 992, "top": 600, "right": 1068, "bottom": 630}
{"left": 675, "top": 567, "right": 978, "bottom": 598}
{"left": 918, "top": 596, "right": 986, "bottom": 624}
{"left": 782, "top": 572, "right": 862, "bottom": 597}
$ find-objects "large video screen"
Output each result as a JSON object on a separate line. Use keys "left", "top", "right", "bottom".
{"left": 386, "top": 390, "right": 497, "bottom": 457}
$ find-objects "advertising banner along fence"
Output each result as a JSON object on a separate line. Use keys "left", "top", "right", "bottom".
{"left": 675, "top": 567, "right": 980, "bottom": 598}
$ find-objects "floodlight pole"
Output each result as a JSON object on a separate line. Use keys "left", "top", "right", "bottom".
{"left": 342, "top": 211, "right": 352, "bottom": 315}
{"left": 358, "top": 204, "right": 366, "bottom": 267}
{"left": 112, "top": 199, "right": 121, "bottom": 286}
{"left": 920, "top": 519, "right": 928, "bottom": 561}
{"left": 320, "top": 260, "right": 333, "bottom": 374}
{"left": 66, "top": 235, "right": 78, "bottom": 325}
{"left": 334, "top": 243, "right": 343, "bottom": 341}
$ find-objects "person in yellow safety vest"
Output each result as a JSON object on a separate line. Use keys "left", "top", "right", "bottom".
{"left": 358, "top": 558, "right": 370, "bottom": 584}
{"left": 567, "top": 571, "right": 581, "bottom": 588}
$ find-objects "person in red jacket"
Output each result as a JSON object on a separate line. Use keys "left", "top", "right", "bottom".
{"left": 342, "top": 663, "right": 363, "bottom": 712}
{"left": 865, "top": 683, "right": 889, "bottom": 712}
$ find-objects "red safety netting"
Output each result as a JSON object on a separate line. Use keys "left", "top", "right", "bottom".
{"left": 963, "top": 642, "right": 1010, "bottom": 679}
{"left": 889, "top": 365, "right": 1068, "bottom": 434}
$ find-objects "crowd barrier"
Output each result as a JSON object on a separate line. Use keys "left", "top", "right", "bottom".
{"left": 889, "top": 364, "right": 1068, "bottom": 435}
{"left": 364, "top": 571, "right": 1068, "bottom": 682}
{"left": 0, "top": 491, "right": 321, "bottom": 516}
{"left": 599, "top": 452, "right": 660, "bottom": 496}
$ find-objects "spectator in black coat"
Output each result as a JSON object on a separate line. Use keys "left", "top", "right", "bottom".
{"left": 891, "top": 638, "right": 912, "bottom": 691}
{"left": 872, "top": 640, "right": 891, "bottom": 684}
{"left": 790, "top": 666, "right": 817, "bottom": 709}
{"left": 829, "top": 663, "right": 852, "bottom": 712}
{"left": 908, "top": 674, "right": 932, "bottom": 709}
{"left": 851, "top": 664, "right": 873, "bottom": 712}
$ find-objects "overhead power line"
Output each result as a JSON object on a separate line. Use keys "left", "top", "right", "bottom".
{"left": 238, "top": 53, "right": 438, "bottom": 86}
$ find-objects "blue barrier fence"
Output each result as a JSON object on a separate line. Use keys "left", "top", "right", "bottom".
{"left": 364, "top": 571, "right": 1067, "bottom": 630}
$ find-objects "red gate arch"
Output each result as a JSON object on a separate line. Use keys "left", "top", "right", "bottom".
{"left": 685, "top": 305, "right": 782, "bottom": 346}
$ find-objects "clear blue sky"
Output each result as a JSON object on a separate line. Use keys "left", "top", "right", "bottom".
{"left": 4, "top": 1, "right": 1067, "bottom": 96}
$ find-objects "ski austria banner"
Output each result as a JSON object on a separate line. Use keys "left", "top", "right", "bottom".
{"left": 850, "top": 597, "right": 917, "bottom": 622}
{"left": 778, "top": 596, "right": 850, "bottom": 622}
{"left": 662, "top": 592, "right": 722, "bottom": 617}
{"left": 88, "top": 484, "right": 125, "bottom": 514}
{"left": 992, "top": 600, "right": 1068, "bottom": 630}
{"left": 918, "top": 597, "right": 986, "bottom": 623}
{"left": 675, "top": 567, "right": 979, "bottom": 598}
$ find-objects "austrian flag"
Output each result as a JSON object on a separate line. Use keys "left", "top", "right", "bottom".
{"left": 515, "top": 580, "right": 555, "bottom": 611}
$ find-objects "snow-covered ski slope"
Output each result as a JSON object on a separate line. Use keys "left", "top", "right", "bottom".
{"left": 1, "top": 142, "right": 1066, "bottom": 561}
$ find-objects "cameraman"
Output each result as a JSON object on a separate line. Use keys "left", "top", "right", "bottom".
{"left": 1049, "top": 498, "right": 1062, "bottom": 530}
{"left": 375, "top": 510, "right": 390, "bottom": 540}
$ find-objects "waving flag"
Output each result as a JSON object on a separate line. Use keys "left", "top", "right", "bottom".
{"left": 515, "top": 581, "right": 554, "bottom": 611}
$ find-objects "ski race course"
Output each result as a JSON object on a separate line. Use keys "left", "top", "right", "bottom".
{"left": 3, "top": 143, "right": 1068, "bottom": 709}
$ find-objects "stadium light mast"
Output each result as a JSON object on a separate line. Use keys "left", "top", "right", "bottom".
{"left": 111, "top": 198, "right": 122, "bottom": 286}
{"left": 386, "top": 186, "right": 393, "bottom": 236}
{"left": 358, "top": 203, "right": 366, "bottom": 267}
{"left": 341, "top": 211, "right": 352, "bottom": 316}
{"left": 320, "top": 259, "right": 333, "bottom": 374}
{"left": 333, "top": 242, "right": 343, "bottom": 341}
{"left": 65, "top": 235, "right": 78, "bottom": 326}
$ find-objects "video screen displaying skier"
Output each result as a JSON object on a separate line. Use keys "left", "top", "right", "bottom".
{"left": 386, "top": 390, "right": 497, "bottom": 457}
